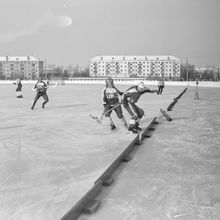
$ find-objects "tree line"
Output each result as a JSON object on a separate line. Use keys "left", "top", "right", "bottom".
{"left": 180, "top": 64, "right": 220, "bottom": 81}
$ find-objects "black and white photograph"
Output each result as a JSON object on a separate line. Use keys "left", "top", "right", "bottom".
{"left": 0, "top": 0, "right": 220, "bottom": 219}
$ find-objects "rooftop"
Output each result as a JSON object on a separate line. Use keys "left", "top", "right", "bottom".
{"left": 90, "top": 55, "right": 180, "bottom": 61}
{"left": 0, "top": 56, "right": 40, "bottom": 62}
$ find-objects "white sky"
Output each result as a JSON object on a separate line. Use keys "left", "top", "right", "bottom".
{"left": 0, "top": 0, "right": 219, "bottom": 67}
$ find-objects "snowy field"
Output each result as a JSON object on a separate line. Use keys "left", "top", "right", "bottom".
{"left": 0, "top": 83, "right": 220, "bottom": 220}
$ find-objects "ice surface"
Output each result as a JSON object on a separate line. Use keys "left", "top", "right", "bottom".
{"left": 2, "top": 84, "right": 218, "bottom": 219}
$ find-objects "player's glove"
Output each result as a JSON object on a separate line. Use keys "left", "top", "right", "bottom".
{"left": 103, "top": 103, "right": 108, "bottom": 108}
{"left": 127, "top": 97, "right": 135, "bottom": 103}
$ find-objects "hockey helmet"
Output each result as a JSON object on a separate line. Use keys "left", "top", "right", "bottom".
{"left": 105, "top": 76, "right": 114, "bottom": 87}
{"left": 137, "top": 81, "right": 145, "bottom": 91}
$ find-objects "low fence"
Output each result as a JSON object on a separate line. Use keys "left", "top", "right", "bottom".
{"left": 1, "top": 79, "right": 220, "bottom": 87}
{"left": 61, "top": 118, "right": 159, "bottom": 220}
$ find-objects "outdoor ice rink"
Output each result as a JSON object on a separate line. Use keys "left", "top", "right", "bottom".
{"left": 1, "top": 83, "right": 220, "bottom": 220}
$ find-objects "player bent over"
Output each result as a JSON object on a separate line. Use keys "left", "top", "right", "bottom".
{"left": 31, "top": 78, "right": 49, "bottom": 110}
{"left": 13, "top": 79, "right": 23, "bottom": 98}
{"left": 103, "top": 76, "right": 128, "bottom": 131}
{"left": 122, "top": 81, "right": 158, "bottom": 133}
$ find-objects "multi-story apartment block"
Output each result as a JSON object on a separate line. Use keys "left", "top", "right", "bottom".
{"left": 89, "top": 55, "right": 180, "bottom": 79}
{"left": 0, "top": 56, "right": 44, "bottom": 80}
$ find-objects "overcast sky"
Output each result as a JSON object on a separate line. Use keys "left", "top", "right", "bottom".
{"left": 0, "top": 0, "right": 219, "bottom": 67}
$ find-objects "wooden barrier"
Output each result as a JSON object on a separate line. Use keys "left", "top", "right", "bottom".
{"left": 60, "top": 118, "right": 158, "bottom": 220}
{"left": 61, "top": 89, "right": 188, "bottom": 220}
{"left": 61, "top": 180, "right": 102, "bottom": 220}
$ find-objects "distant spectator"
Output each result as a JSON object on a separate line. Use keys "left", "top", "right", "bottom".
{"left": 157, "top": 78, "right": 165, "bottom": 95}
{"left": 13, "top": 79, "right": 23, "bottom": 98}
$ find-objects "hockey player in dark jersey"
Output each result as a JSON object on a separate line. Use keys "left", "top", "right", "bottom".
{"left": 122, "top": 81, "right": 158, "bottom": 133}
{"left": 13, "top": 79, "right": 23, "bottom": 98}
{"left": 31, "top": 78, "right": 49, "bottom": 110}
{"left": 102, "top": 76, "right": 128, "bottom": 131}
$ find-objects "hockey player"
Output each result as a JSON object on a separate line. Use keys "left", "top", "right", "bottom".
{"left": 102, "top": 76, "right": 128, "bottom": 131}
{"left": 13, "top": 78, "right": 23, "bottom": 98}
{"left": 31, "top": 77, "right": 49, "bottom": 110}
{"left": 122, "top": 81, "right": 158, "bottom": 133}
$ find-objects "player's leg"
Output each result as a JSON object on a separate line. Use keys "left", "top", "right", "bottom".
{"left": 124, "top": 103, "right": 139, "bottom": 133}
{"left": 128, "top": 116, "right": 139, "bottom": 133}
{"left": 123, "top": 101, "right": 135, "bottom": 117}
{"left": 109, "top": 116, "right": 117, "bottom": 131}
{"left": 42, "top": 93, "right": 49, "bottom": 108}
{"left": 16, "top": 87, "right": 20, "bottom": 98}
{"left": 157, "top": 86, "right": 160, "bottom": 95}
{"left": 114, "top": 105, "right": 128, "bottom": 129}
{"left": 18, "top": 88, "right": 23, "bottom": 98}
{"left": 157, "top": 86, "right": 160, "bottom": 94}
{"left": 104, "top": 105, "right": 116, "bottom": 131}
{"left": 31, "top": 92, "right": 41, "bottom": 109}
{"left": 130, "top": 104, "right": 144, "bottom": 130}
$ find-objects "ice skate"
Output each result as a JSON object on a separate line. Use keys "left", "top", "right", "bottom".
{"left": 128, "top": 126, "right": 139, "bottom": 134}
{"left": 134, "top": 122, "right": 142, "bottom": 131}
{"left": 110, "top": 124, "right": 117, "bottom": 132}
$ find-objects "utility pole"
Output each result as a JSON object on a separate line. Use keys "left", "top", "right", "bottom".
{"left": 186, "top": 57, "right": 189, "bottom": 86}
{"left": 218, "top": 66, "right": 220, "bottom": 81}
{"left": 44, "top": 59, "right": 47, "bottom": 79}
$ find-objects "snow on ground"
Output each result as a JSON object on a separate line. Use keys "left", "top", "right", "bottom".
{"left": 0, "top": 83, "right": 219, "bottom": 220}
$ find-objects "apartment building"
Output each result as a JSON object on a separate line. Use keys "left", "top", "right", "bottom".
{"left": 90, "top": 55, "right": 180, "bottom": 79}
{"left": 0, "top": 56, "right": 44, "bottom": 80}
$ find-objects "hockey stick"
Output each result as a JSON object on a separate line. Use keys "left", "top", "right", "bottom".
{"left": 89, "top": 114, "right": 102, "bottom": 123}
{"left": 32, "top": 85, "right": 37, "bottom": 92}
{"left": 160, "top": 108, "right": 172, "bottom": 121}
{"left": 89, "top": 103, "right": 121, "bottom": 123}
{"left": 50, "top": 81, "right": 57, "bottom": 89}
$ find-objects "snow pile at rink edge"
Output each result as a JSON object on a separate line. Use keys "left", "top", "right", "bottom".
{"left": 1, "top": 80, "right": 220, "bottom": 87}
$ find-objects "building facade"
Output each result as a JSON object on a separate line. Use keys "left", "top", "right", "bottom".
{"left": 0, "top": 56, "right": 44, "bottom": 80}
{"left": 90, "top": 55, "right": 180, "bottom": 79}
